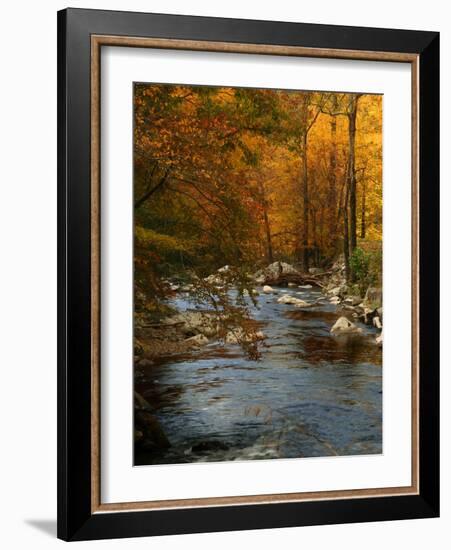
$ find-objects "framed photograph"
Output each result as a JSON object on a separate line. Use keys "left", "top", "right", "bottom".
{"left": 57, "top": 8, "right": 439, "bottom": 541}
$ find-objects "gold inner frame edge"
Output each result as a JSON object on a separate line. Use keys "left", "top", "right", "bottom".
{"left": 90, "top": 35, "right": 420, "bottom": 514}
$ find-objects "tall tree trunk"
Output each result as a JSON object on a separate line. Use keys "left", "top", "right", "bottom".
{"left": 329, "top": 98, "right": 337, "bottom": 209}
{"left": 347, "top": 95, "right": 360, "bottom": 255}
{"left": 263, "top": 207, "right": 274, "bottom": 264}
{"left": 258, "top": 181, "right": 274, "bottom": 264}
{"left": 328, "top": 97, "right": 339, "bottom": 256}
{"left": 360, "top": 175, "right": 366, "bottom": 239}
{"left": 311, "top": 206, "right": 317, "bottom": 267}
{"left": 319, "top": 205, "right": 325, "bottom": 252}
{"left": 301, "top": 133, "right": 309, "bottom": 271}
{"left": 343, "top": 172, "right": 351, "bottom": 282}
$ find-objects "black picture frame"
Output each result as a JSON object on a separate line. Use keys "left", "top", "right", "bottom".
{"left": 57, "top": 7, "right": 439, "bottom": 541}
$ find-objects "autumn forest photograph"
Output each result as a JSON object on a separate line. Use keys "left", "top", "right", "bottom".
{"left": 133, "top": 82, "right": 383, "bottom": 466}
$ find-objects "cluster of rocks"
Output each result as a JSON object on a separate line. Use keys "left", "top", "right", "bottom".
{"left": 253, "top": 262, "right": 300, "bottom": 284}
{"left": 255, "top": 258, "right": 383, "bottom": 346}
{"left": 276, "top": 294, "right": 315, "bottom": 308}
{"left": 162, "top": 310, "right": 265, "bottom": 349}
{"left": 326, "top": 286, "right": 382, "bottom": 346}
{"left": 202, "top": 266, "right": 229, "bottom": 286}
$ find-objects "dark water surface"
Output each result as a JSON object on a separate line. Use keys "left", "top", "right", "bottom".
{"left": 135, "top": 286, "right": 382, "bottom": 465}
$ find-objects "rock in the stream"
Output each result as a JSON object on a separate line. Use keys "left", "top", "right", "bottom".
{"left": 329, "top": 296, "right": 341, "bottom": 305}
{"left": 277, "top": 294, "right": 311, "bottom": 307}
{"left": 299, "top": 284, "right": 313, "bottom": 289}
{"left": 185, "top": 334, "right": 209, "bottom": 347}
{"left": 373, "top": 316, "right": 382, "bottom": 329}
{"left": 294, "top": 300, "right": 314, "bottom": 308}
{"left": 330, "top": 316, "right": 362, "bottom": 335}
{"left": 263, "top": 285, "right": 277, "bottom": 294}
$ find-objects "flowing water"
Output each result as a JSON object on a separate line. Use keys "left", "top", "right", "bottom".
{"left": 135, "top": 286, "right": 382, "bottom": 465}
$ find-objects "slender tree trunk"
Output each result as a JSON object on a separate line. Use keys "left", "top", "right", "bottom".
{"left": 319, "top": 206, "right": 325, "bottom": 252}
{"left": 258, "top": 181, "right": 274, "bottom": 264}
{"left": 347, "top": 94, "right": 360, "bottom": 254}
{"left": 360, "top": 176, "right": 366, "bottom": 239}
{"left": 134, "top": 167, "right": 170, "bottom": 209}
{"left": 329, "top": 97, "right": 338, "bottom": 209}
{"left": 301, "top": 133, "right": 309, "bottom": 271}
{"left": 343, "top": 174, "right": 351, "bottom": 282}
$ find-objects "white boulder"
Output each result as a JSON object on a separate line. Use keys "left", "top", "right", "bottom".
{"left": 294, "top": 300, "right": 313, "bottom": 308}
{"left": 277, "top": 294, "right": 311, "bottom": 307}
{"left": 373, "top": 316, "right": 382, "bottom": 329}
{"left": 277, "top": 294, "right": 298, "bottom": 304}
{"left": 262, "top": 285, "right": 277, "bottom": 294}
{"left": 330, "top": 316, "right": 362, "bottom": 335}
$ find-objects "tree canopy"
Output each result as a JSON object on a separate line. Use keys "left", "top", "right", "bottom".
{"left": 133, "top": 83, "right": 382, "bottom": 317}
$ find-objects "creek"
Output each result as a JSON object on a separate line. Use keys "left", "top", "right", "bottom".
{"left": 135, "top": 285, "right": 382, "bottom": 465}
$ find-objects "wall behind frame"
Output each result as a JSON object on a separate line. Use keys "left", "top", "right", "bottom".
{"left": 0, "top": 1, "right": 447, "bottom": 549}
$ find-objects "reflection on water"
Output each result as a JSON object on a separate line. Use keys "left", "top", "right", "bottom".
{"left": 135, "top": 286, "right": 382, "bottom": 465}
